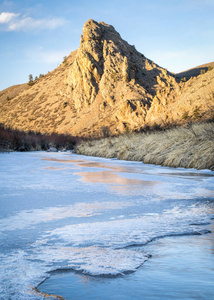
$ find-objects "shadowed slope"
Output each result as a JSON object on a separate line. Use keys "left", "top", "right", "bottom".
{"left": 176, "top": 62, "right": 214, "bottom": 80}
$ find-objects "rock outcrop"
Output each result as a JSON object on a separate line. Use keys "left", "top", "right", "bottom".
{"left": 63, "top": 20, "right": 179, "bottom": 132}
{"left": 0, "top": 19, "right": 214, "bottom": 137}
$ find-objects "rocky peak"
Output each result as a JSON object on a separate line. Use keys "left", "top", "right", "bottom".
{"left": 65, "top": 19, "right": 177, "bottom": 119}
{"left": 2, "top": 19, "right": 212, "bottom": 138}
{"left": 82, "top": 19, "right": 104, "bottom": 41}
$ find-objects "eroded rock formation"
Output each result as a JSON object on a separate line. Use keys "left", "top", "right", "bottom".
{"left": 0, "top": 19, "right": 214, "bottom": 137}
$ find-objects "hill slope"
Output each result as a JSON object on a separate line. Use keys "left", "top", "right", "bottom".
{"left": 0, "top": 20, "right": 214, "bottom": 137}
{"left": 176, "top": 62, "right": 214, "bottom": 79}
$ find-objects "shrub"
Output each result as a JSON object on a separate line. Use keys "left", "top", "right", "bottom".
{"left": 0, "top": 124, "right": 79, "bottom": 152}
{"left": 182, "top": 112, "right": 189, "bottom": 120}
{"left": 193, "top": 106, "right": 201, "bottom": 119}
{"left": 28, "top": 74, "right": 34, "bottom": 86}
{"left": 63, "top": 56, "right": 68, "bottom": 66}
{"left": 101, "top": 126, "right": 111, "bottom": 138}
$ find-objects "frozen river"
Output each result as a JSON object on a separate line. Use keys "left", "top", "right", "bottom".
{"left": 0, "top": 152, "right": 214, "bottom": 299}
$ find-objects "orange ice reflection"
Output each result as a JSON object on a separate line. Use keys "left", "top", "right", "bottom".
{"left": 41, "top": 157, "right": 147, "bottom": 174}
{"left": 41, "top": 156, "right": 158, "bottom": 194}
{"left": 75, "top": 170, "right": 157, "bottom": 194}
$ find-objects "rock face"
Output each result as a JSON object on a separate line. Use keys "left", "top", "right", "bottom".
{"left": 63, "top": 19, "right": 181, "bottom": 133}
{"left": 0, "top": 19, "right": 214, "bottom": 137}
{"left": 65, "top": 20, "right": 177, "bottom": 122}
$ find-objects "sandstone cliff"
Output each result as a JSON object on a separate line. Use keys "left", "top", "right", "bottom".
{"left": 0, "top": 19, "right": 214, "bottom": 137}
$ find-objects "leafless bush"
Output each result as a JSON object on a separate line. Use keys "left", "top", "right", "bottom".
{"left": 0, "top": 124, "right": 80, "bottom": 152}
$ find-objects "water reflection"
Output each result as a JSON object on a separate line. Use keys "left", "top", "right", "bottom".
{"left": 41, "top": 156, "right": 145, "bottom": 174}
{"left": 75, "top": 170, "right": 157, "bottom": 186}
{"left": 41, "top": 156, "right": 159, "bottom": 195}
{"left": 41, "top": 155, "right": 214, "bottom": 197}
{"left": 44, "top": 166, "right": 66, "bottom": 170}
{"left": 160, "top": 172, "right": 214, "bottom": 181}
{"left": 41, "top": 156, "right": 214, "bottom": 180}
{"left": 41, "top": 158, "right": 85, "bottom": 164}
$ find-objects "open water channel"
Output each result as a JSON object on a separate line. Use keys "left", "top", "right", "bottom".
{"left": 0, "top": 152, "right": 213, "bottom": 299}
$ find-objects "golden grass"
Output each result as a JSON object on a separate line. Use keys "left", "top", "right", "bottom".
{"left": 75, "top": 122, "right": 214, "bottom": 170}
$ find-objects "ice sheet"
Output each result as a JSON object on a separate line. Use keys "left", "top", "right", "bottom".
{"left": 0, "top": 152, "right": 213, "bottom": 299}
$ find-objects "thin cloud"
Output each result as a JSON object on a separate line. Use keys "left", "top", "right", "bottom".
{"left": 8, "top": 16, "right": 66, "bottom": 31}
{"left": 0, "top": 11, "right": 67, "bottom": 31}
{"left": 0, "top": 12, "right": 19, "bottom": 23}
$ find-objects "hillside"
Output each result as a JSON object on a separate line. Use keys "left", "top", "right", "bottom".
{"left": 176, "top": 61, "right": 214, "bottom": 80}
{"left": 0, "top": 19, "right": 214, "bottom": 138}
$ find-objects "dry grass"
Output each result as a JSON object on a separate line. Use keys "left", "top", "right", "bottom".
{"left": 75, "top": 122, "right": 214, "bottom": 170}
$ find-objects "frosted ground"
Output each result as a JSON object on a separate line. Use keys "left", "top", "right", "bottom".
{"left": 0, "top": 152, "right": 213, "bottom": 299}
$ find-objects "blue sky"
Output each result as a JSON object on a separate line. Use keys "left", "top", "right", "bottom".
{"left": 0, "top": 0, "right": 214, "bottom": 91}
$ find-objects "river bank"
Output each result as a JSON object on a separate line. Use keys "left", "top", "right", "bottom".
{"left": 75, "top": 122, "right": 214, "bottom": 170}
